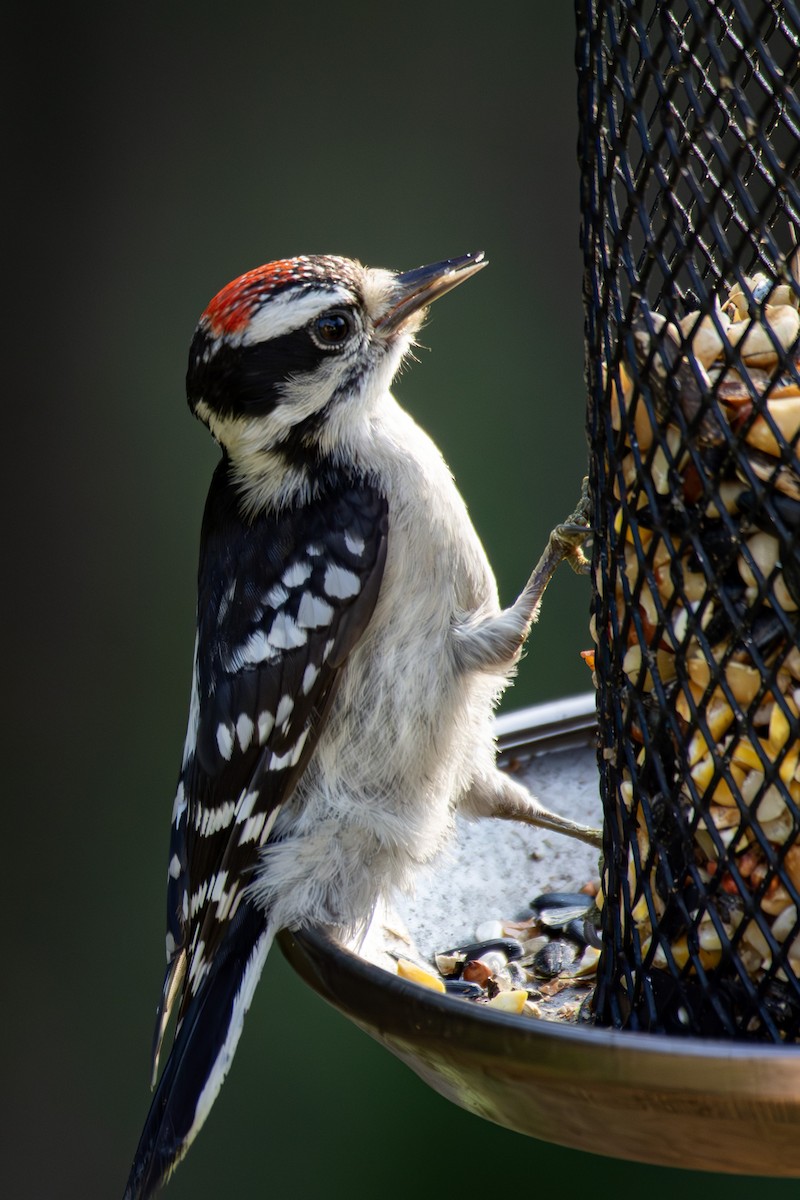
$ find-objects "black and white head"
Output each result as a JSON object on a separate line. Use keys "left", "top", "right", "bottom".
{"left": 186, "top": 252, "right": 486, "bottom": 507}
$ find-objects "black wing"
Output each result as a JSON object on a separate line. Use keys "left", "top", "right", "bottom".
{"left": 125, "top": 462, "right": 388, "bottom": 1199}
{"left": 154, "top": 459, "right": 388, "bottom": 1070}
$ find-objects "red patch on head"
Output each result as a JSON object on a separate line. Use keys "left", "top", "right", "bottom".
{"left": 202, "top": 258, "right": 316, "bottom": 337}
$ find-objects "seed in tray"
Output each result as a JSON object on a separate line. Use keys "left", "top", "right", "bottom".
{"left": 437, "top": 937, "right": 524, "bottom": 973}
{"left": 532, "top": 940, "right": 577, "bottom": 979}
{"left": 459, "top": 960, "right": 490, "bottom": 986}
{"left": 396, "top": 958, "right": 446, "bottom": 993}
{"left": 530, "top": 891, "right": 595, "bottom": 920}
{"left": 444, "top": 979, "right": 485, "bottom": 999}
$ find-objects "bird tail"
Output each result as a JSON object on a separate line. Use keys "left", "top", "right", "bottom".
{"left": 123, "top": 902, "right": 273, "bottom": 1200}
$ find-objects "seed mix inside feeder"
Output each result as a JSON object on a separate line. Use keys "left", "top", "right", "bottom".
{"left": 582, "top": 0, "right": 800, "bottom": 1043}
{"left": 596, "top": 255, "right": 800, "bottom": 1038}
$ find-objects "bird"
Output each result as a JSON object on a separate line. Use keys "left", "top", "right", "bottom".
{"left": 123, "top": 251, "right": 599, "bottom": 1199}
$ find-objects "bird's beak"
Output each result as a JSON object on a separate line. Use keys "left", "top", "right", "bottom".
{"left": 376, "top": 252, "right": 487, "bottom": 333}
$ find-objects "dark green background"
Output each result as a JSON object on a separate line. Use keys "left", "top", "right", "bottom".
{"left": 6, "top": 4, "right": 793, "bottom": 1198}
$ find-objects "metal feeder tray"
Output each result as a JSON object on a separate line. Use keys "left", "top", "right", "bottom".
{"left": 280, "top": 694, "right": 800, "bottom": 1177}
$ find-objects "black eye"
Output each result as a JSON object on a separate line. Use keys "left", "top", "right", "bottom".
{"left": 310, "top": 309, "right": 354, "bottom": 349}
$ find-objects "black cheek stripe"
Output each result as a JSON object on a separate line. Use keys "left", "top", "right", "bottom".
{"left": 187, "top": 327, "right": 329, "bottom": 419}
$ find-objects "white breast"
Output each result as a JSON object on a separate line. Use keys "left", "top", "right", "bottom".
{"left": 251, "top": 397, "right": 509, "bottom": 935}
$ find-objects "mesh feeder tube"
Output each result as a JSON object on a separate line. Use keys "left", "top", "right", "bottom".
{"left": 578, "top": 0, "right": 800, "bottom": 1039}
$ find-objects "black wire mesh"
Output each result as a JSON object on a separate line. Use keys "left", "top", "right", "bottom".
{"left": 578, "top": 0, "right": 800, "bottom": 1037}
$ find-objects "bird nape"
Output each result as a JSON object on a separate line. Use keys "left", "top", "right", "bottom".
{"left": 123, "top": 251, "right": 598, "bottom": 1200}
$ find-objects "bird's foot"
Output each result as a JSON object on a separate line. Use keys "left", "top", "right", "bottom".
{"left": 549, "top": 476, "right": 593, "bottom": 576}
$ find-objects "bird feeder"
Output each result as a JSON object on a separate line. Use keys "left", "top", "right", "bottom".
{"left": 282, "top": 1, "right": 800, "bottom": 1175}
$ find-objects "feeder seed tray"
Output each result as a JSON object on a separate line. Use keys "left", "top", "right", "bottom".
{"left": 280, "top": 695, "right": 800, "bottom": 1177}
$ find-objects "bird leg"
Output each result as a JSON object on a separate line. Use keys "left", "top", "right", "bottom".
{"left": 522, "top": 474, "right": 593, "bottom": 602}
{"left": 453, "top": 477, "right": 594, "bottom": 671}
{"left": 455, "top": 478, "right": 602, "bottom": 848}
{"left": 463, "top": 769, "right": 602, "bottom": 848}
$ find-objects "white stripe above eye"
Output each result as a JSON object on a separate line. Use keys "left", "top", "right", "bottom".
{"left": 241, "top": 285, "right": 354, "bottom": 346}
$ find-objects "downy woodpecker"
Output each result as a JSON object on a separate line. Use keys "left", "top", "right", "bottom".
{"left": 124, "top": 252, "right": 598, "bottom": 1199}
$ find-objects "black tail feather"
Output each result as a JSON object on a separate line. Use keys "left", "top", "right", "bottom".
{"left": 124, "top": 903, "right": 271, "bottom": 1200}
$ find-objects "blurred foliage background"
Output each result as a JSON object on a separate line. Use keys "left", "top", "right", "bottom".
{"left": 5, "top": 3, "right": 797, "bottom": 1198}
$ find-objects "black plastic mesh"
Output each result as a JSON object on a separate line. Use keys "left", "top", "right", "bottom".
{"left": 578, "top": 0, "right": 800, "bottom": 1038}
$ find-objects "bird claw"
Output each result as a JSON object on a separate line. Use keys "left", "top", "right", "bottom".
{"left": 549, "top": 477, "right": 593, "bottom": 576}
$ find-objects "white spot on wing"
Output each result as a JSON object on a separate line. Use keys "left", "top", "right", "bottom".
{"left": 268, "top": 613, "right": 307, "bottom": 649}
{"left": 236, "top": 713, "right": 254, "bottom": 751}
{"left": 296, "top": 591, "right": 334, "bottom": 629}
{"left": 258, "top": 710, "right": 275, "bottom": 743}
{"left": 345, "top": 531, "right": 365, "bottom": 555}
{"left": 182, "top": 637, "right": 201, "bottom": 767}
{"left": 265, "top": 582, "right": 289, "bottom": 608}
{"left": 216, "top": 881, "right": 239, "bottom": 921}
{"left": 197, "top": 801, "right": 236, "bottom": 836}
{"left": 168, "top": 854, "right": 181, "bottom": 880}
{"left": 191, "top": 883, "right": 209, "bottom": 919}
{"left": 290, "top": 729, "right": 309, "bottom": 765}
{"left": 172, "top": 781, "right": 187, "bottom": 824}
{"left": 216, "top": 723, "right": 234, "bottom": 760}
{"left": 236, "top": 789, "right": 259, "bottom": 823}
{"left": 188, "top": 939, "right": 209, "bottom": 993}
{"left": 238, "top": 812, "right": 267, "bottom": 845}
{"left": 258, "top": 807, "right": 281, "bottom": 846}
{"left": 239, "top": 630, "right": 274, "bottom": 665}
{"left": 324, "top": 564, "right": 361, "bottom": 599}
{"left": 269, "top": 747, "right": 293, "bottom": 771}
{"left": 209, "top": 871, "right": 229, "bottom": 904}
{"left": 269, "top": 729, "right": 309, "bottom": 772}
{"left": 302, "top": 663, "right": 319, "bottom": 694}
{"left": 275, "top": 694, "right": 294, "bottom": 727}
{"left": 282, "top": 560, "right": 312, "bottom": 588}
{"left": 217, "top": 581, "right": 236, "bottom": 623}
